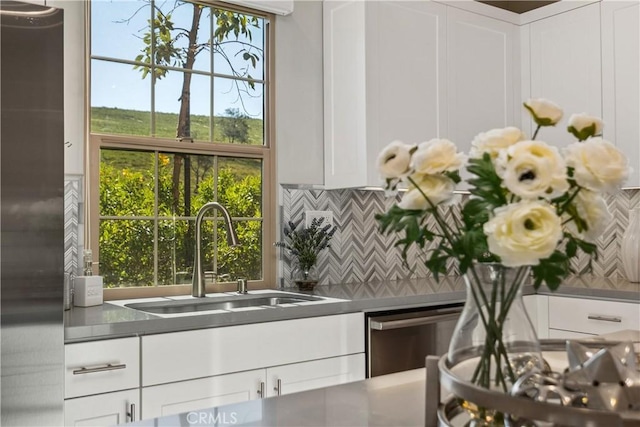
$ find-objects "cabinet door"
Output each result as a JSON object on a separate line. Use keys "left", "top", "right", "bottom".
{"left": 447, "top": 7, "right": 517, "bottom": 156}
{"left": 529, "top": 3, "right": 602, "bottom": 148}
{"left": 323, "top": 1, "right": 446, "bottom": 189}
{"left": 364, "top": 1, "right": 447, "bottom": 187}
{"left": 141, "top": 369, "right": 265, "bottom": 420}
{"left": 64, "top": 389, "right": 139, "bottom": 426}
{"left": 323, "top": 0, "right": 367, "bottom": 189}
{"left": 266, "top": 353, "right": 365, "bottom": 398}
{"left": 601, "top": 0, "right": 639, "bottom": 188}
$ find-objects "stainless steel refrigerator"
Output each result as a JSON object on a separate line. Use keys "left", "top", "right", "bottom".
{"left": 1, "top": 1, "right": 64, "bottom": 425}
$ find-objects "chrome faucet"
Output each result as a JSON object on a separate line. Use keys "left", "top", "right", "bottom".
{"left": 192, "top": 202, "right": 240, "bottom": 297}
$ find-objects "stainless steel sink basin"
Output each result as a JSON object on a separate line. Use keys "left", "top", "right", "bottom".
{"left": 124, "top": 292, "right": 323, "bottom": 315}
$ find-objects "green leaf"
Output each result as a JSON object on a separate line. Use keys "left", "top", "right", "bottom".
{"left": 567, "top": 123, "right": 597, "bottom": 142}
{"left": 531, "top": 251, "right": 569, "bottom": 291}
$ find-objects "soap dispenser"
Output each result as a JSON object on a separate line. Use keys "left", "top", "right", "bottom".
{"left": 73, "top": 250, "right": 103, "bottom": 307}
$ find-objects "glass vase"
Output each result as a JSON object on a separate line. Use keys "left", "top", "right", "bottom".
{"left": 292, "top": 264, "right": 318, "bottom": 291}
{"left": 448, "top": 263, "right": 543, "bottom": 425}
{"left": 621, "top": 207, "right": 640, "bottom": 283}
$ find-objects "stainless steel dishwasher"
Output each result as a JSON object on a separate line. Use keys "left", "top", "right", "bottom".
{"left": 367, "top": 304, "right": 463, "bottom": 377}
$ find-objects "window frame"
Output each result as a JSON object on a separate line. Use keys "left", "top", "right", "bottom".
{"left": 87, "top": 1, "right": 277, "bottom": 300}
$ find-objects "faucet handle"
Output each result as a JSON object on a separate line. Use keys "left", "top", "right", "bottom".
{"left": 216, "top": 273, "right": 231, "bottom": 283}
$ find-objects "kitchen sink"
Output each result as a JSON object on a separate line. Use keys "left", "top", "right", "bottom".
{"left": 124, "top": 292, "right": 324, "bottom": 315}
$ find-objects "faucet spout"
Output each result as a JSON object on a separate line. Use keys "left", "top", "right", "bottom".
{"left": 192, "top": 202, "right": 240, "bottom": 297}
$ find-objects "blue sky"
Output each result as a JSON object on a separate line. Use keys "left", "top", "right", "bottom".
{"left": 90, "top": 0, "right": 265, "bottom": 118}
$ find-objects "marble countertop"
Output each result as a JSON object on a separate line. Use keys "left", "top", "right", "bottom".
{"left": 64, "top": 275, "right": 639, "bottom": 343}
{"left": 130, "top": 368, "right": 428, "bottom": 427}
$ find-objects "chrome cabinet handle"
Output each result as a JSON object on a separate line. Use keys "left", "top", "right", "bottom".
{"left": 257, "top": 381, "right": 265, "bottom": 398}
{"left": 587, "top": 314, "right": 622, "bottom": 323}
{"left": 72, "top": 363, "right": 126, "bottom": 375}
{"left": 273, "top": 379, "right": 282, "bottom": 396}
{"left": 127, "top": 403, "right": 135, "bottom": 422}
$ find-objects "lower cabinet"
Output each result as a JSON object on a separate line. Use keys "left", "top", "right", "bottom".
{"left": 141, "top": 354, "right": 366, "bottom": 420}
{"left": 141, "top": 369, "right": 265, "bottom": 419}
{"left": 548, "top": 296, "right": 640, "bottom": 338}
{"left": 265, "top": 353, "right": 365, "bottom": 398}
{"left": 64, "top": 389, "right": 139, "bottom": 426}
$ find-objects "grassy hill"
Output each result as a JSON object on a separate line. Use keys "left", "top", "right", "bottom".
{"left": 91, "top": 106, "right": 264, "bottom": 145}
{"left": 92, "top": 107, "right": 264, "bottom": 178}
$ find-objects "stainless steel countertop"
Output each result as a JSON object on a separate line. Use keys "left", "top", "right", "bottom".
{"left": 64, "top": 275, "right": 639, "bottom": 343}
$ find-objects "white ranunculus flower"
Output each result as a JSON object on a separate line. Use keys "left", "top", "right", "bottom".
{"left": 567, "top": 113, "right": 604, "bottom": 141}
{"left": 411, "top": 138, "right": 466, "bottom": 175}
{"left": 564, "top": 137, "right": 630, "bottom": 193}
{"left": 565, "top": 190, "right": 612, "bottom": 243}
{"left": 483, "top": 200, "right": 563, "bottom": 267}
{"left": 470, "top": 127, "right": 526, "bottom": 159}
{"left": 398, "top": 174, "right": 455, "bottom": 210}
{"left": 524, "top": 98, "right": 563, "bottom": 127}
{"left": 496, "top": 140, "right": 569, "bottom": 200}
{"left": 377, "top": 140, "right": 415, "bottom": 179}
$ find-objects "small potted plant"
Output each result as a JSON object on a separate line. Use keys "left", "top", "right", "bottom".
{"left": 275, "top": 217, "right": 337, "bottom": 291}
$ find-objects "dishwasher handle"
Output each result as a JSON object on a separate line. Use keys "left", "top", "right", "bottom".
{"left": 369, "top": 310, "right": 461, "bottom": 331}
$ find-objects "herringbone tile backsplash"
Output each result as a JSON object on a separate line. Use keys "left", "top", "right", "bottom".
{"left": 280, "top": 188, "right": 640, "bottom": 287}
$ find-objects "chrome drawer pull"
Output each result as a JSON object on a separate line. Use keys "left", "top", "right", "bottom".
{"left": 72, "top": 363, "right": 126, "bottom": 375}
{"left": 587, "top": 315, "right": 622, "bottom": 323}
{"left": 257, "top": 381, "right": 265, "bottom": 398}
{"left": 127, "top": 403, "right": 136, "bottom": 422}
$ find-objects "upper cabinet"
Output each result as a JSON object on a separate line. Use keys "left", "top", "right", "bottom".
{"left": 446, "top": 7, "right": 518, "bottom": 152}
{"left": 276, "top": 1, "right": 325, "bottom": 185}
{"left": 527, "top": 3, "right": 602, "bottom": 149}
{"left": 601, "top": 0, "right": 640, "bottom": 188}
{"left": 323, "top": 1, "right": 447, "bottom": 189}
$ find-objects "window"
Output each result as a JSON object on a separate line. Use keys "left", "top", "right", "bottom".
{"left": 89, "top": 0, "right": 275, "bottom": 298}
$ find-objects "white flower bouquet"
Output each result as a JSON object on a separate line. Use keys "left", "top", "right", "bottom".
{"left": 376, "top": 98, "right": 630, "bottom": 290}
{"left": 376, "top": 99, "right": 631, "bottom": 403}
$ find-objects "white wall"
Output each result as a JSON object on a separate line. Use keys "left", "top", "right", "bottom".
{"left": 275, "top": 1, "right": 324, "bottom": 185}
{"left": 45, "top": 0, "right": 85, "bottom": 176}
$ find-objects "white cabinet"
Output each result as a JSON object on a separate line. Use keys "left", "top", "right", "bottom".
{"left": 64, "top": 389, "right": 139, "bottom": 426}
{"left": 601, "top": 0, "right": 640, "bottom": 188}
{"left": 265, "top": 353, "right": 365, "bottom": 397}
{"left": 446, "top": 7, "right": 518, "bottom": 153}
{"left": 527, "top": 3, "right": 602, "bottom": 148}
{"left": 64, "top": 337, "right": 140, "bottom": 399}
{"left": 547, "top": 296, "right": 640, "bottom": 338}
{"left": 523, "top": 294, "right": 549, "bottom": 339}
{"left": 141, "top": 354, "right": 365, "bottom": 419}
{"left": 141, "top": 314, "right": 365, "bottom": 419}
{"left": 323, "top": 1, "right": 447, "bottom": 188}
{"left": 323, "top": 1, "right": 519, "bottom": 189}
{"left": 142, "top": 369, "right": 265, "bottom": 420}
{"left": 64, "top": 337, "right": 140, "bottom": 426}
{"left": 142, "top": 312, "right": 363, "bottom": 386}
{"left": 276, "top": 0, "right": 324, "bottom": 185}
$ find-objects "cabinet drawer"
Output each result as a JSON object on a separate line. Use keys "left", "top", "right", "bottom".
{"left": 548, "top": 296, "right": 640, "bottom": 336}
{"left": 65, "top": 337, "right": 140, "bottom": 398}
